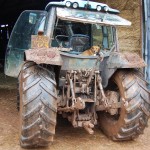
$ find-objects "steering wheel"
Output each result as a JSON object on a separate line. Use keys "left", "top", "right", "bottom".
{"left": 69, "top": 34, "right": 90, "bottom": 52}
{"left": 55, "top": 35, "right": 69, "bottom": 48}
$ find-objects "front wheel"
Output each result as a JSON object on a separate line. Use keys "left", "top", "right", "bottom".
{"left": 19, "top": 62, "right": 57, "bottom": 148}
{"left": 98, "top": 69, "right": 150, "bottom": 141}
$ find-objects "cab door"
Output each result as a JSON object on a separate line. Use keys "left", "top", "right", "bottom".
{"left": 5, "top": 10, "right": 47, "bottom": 77}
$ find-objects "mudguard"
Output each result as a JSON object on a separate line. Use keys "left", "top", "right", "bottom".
{"left": 25, "top": 35, "right": 64, "bottom": 66}
{"left": 25, "top": 47, "right": 63, "bottom": 65}
{"left": 100, "top": 51, "right": 146, "bottom": 88}
{"left": 107, "top": 52, "right": 146, "bottom": 68}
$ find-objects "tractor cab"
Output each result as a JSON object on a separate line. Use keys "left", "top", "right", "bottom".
{"left": 5, "top": 1, "right": 131, "bottom": 77}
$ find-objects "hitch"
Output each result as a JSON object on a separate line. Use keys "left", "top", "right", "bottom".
{"left": 83, "top": 121, "right": 94, "bottom": 134}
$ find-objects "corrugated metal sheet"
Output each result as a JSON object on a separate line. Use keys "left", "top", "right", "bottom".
{"left": 143, "top": 0, "right": 150, "bottom": 87}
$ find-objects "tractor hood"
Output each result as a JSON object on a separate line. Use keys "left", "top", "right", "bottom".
{"left": 57, "top": 8, "right": 131, "bottom": 26}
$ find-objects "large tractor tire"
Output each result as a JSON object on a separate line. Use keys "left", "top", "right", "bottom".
{"left": 98, "top": 69, "right": 150, "bottom": 141}
{"left": 19, "top": 61, "right": 57, "bottom": 148}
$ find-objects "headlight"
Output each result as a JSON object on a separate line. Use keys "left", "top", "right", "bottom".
{"left": 72, "top": 2, "right": 79, "bottom": 8}
{"left": 103, "top": 6, "right": 109, "bottom": 11}
{"left": 97, "top": 5, "right": 101, "bottom": 11}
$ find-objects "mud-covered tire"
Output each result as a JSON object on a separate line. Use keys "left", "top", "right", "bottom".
{"left": 19, "top": 61, "right": 57, "bottom": 148}
{"left": 98, "top": 69, "right": 150, "bottom": 141}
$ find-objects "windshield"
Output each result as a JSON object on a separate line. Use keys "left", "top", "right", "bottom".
{"left": 50, "top": 7, "right": 131, "bottom": 53}
{"left": 51, "top": 19, "right": 116, "bottom": 52}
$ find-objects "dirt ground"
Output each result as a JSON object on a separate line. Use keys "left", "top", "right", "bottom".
{"left": 0, "top": 73, "right": 150, "bottom": 150}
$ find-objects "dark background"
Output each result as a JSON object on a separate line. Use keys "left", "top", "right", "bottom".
{"left": 0, "top": 0, "right": 61, "bottom": 24}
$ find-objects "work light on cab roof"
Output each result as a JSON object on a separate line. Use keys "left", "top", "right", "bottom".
{"left": 45, "top": 0, "right": 120, "bottom": 14}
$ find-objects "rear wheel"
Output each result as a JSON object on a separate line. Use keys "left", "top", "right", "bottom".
{"left": 19, "top": 61, "right": 57, "bottom": 148}
{"left": 98, "top": 70, "right": 150, "bottom": 141}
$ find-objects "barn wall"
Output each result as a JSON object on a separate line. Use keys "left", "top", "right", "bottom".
{"left": 97, "top": 0, "right": 141, "bottom": 54}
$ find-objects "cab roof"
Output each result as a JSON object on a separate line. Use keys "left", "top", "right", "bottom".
{"left": 45, "top": 0, "right": 120, "bottom": 14}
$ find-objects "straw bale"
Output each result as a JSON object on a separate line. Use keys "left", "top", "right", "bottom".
{"left": 95, "top": 0, "right": 141, "bottom": 54}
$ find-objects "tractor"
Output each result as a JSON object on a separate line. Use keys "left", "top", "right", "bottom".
{"left": 4, "top": 0, "right": 150, "bottom": 148}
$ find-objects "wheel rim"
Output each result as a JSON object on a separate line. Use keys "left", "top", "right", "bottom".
{"left": 97, "top": 70, "right": 150, "bottom": 140}
{"left": 102, "top": 79, "right": 122, "bottom": 122}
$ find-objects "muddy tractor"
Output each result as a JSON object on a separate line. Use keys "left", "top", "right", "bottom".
{"left": 5, "top": 0, "right": 150, "bottom": 148}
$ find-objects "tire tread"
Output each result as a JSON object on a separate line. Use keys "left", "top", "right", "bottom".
{"left": 19, "top": 62, "right": 57, "bottom": 148}
{"left": 112, "top": 70, "right": 150, "bottom": 140}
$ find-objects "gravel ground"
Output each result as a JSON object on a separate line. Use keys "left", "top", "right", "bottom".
{"left": 0, "top": 73, "right": 150, "bottom": 150}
